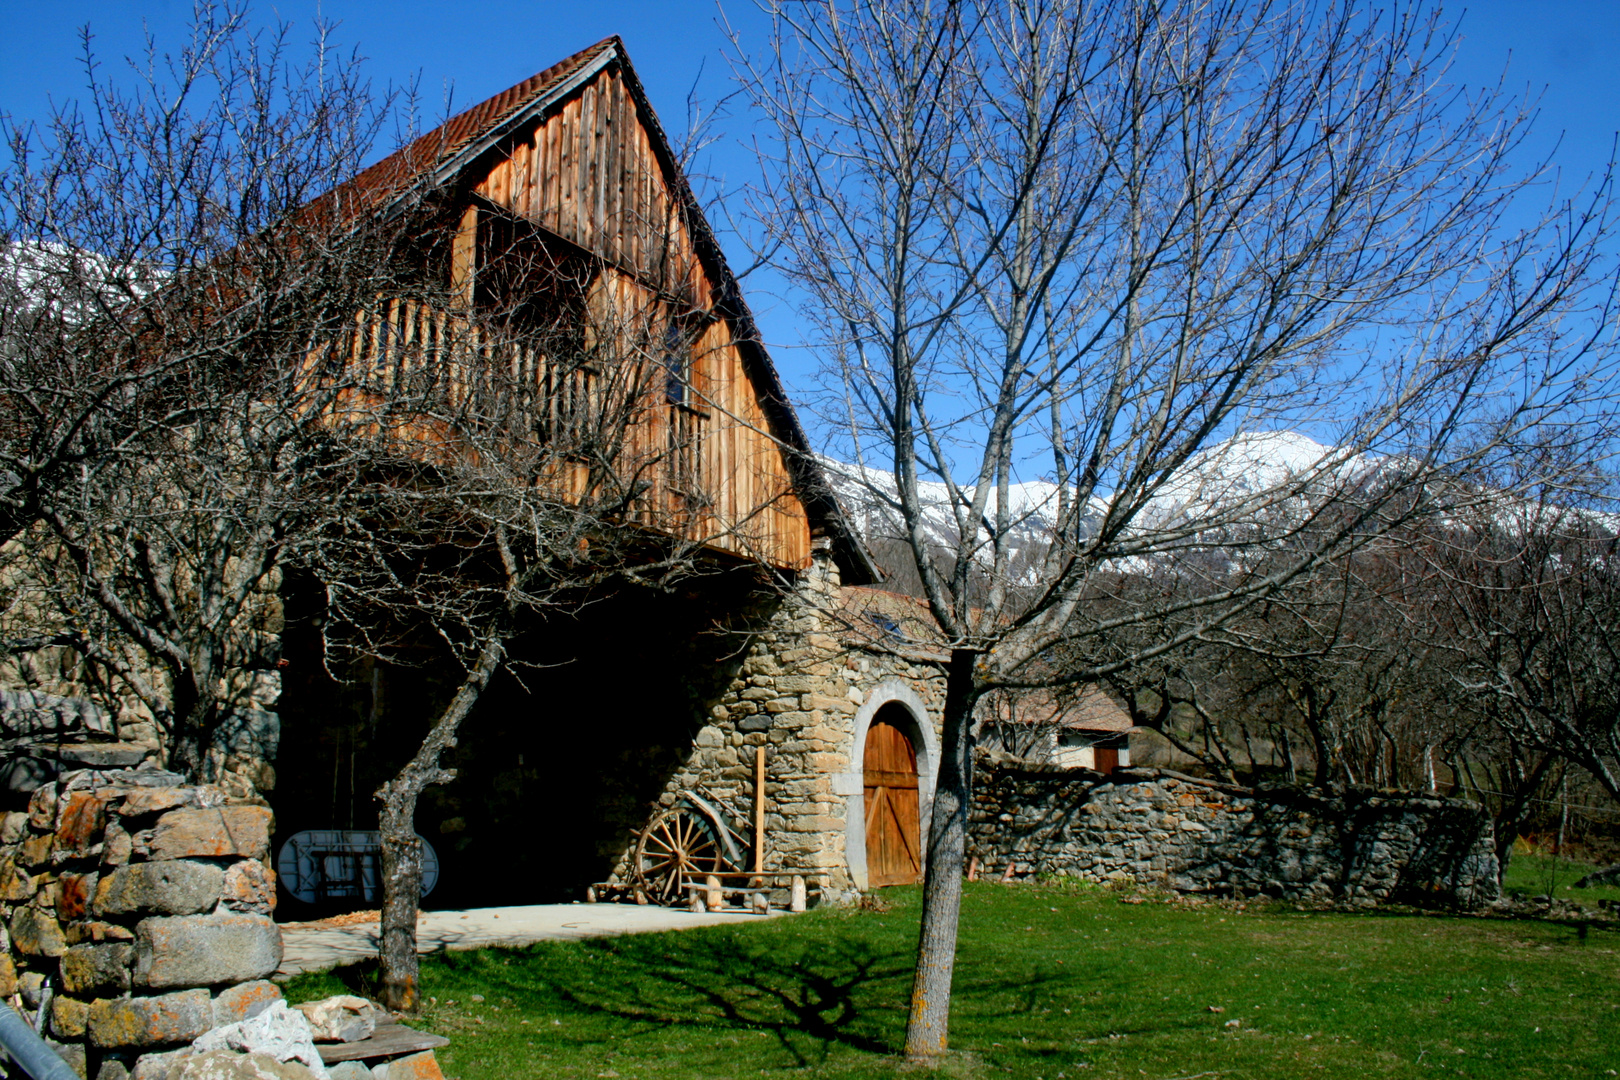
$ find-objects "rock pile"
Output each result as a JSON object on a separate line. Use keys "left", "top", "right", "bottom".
{"left": 969, "top": 752, "right": 1501, "bottom": 908}
{"left": 0, "top": 766, "right": 282, "bottom": 1077}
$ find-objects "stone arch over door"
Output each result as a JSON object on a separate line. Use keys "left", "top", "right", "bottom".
{"left": 833, "top": 680, "right": 939, "bottom": 891}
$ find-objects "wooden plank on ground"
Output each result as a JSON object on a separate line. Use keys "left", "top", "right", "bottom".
{"left": 318, "top": 1023, "right": 450, "bottom": 1064}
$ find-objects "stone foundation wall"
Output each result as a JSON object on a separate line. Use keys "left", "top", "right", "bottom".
{"left": 0, "top": 766, "right": 282, "bottom": 1078}
{"left": 612, "top": 555, "right": 948, "bottom": 900}
{"left": 969, "top": 753, "right": 1500, "bottom": 908}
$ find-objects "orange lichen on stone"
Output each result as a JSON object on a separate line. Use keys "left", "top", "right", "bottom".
{"left": 384, "top": 1050, "right": 448, "bottom": 1080}
{"left": 147, "top": 807, "right": 273, "bottom": 862}
{"left": 55, "top": 793, "right": 107, "bottom": 854}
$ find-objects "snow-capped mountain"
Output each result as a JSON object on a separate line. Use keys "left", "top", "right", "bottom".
{"left": 822, "top": 430, "right": 1372, "bottom": 555}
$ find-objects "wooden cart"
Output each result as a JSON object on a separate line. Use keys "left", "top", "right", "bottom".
{"left": 590, "top": 748, "right": 829, "bottom": 911}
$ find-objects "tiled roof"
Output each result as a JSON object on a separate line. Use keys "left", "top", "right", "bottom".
{"left": 326, "top": 37, "right": 619, "bottom": 216}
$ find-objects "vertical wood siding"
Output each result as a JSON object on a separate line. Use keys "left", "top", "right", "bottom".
{"left": 465, "top": 63, "right": 810, "bottom": 572}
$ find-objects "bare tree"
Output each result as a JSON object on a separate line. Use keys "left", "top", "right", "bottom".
{"left": 0, "top": 3, "right": 415, "bottom": 782}
{"left": 302, "top": 214, "right": 723, "bottom": 1009}
{"left": 1423, "top": 493, "right": 1620, "bottom": 865}
{"left": 732, "top": 0, "right": 1616, "bottom": 1056}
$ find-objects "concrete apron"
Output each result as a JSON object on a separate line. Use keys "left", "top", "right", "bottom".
{"left": 274, "top": 904, "right": 780, "bottom": 979}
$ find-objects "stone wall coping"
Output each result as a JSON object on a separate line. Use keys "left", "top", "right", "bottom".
{"left": 977, "top": 751, "right": 1489, "bottom": 814}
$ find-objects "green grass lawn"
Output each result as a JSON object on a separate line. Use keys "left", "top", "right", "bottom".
{"left": 284, "top": 883, "right": 1620, "bottom": 1080}
{"left": 1502, "top": 854, "right": 1620, "bottom": 909}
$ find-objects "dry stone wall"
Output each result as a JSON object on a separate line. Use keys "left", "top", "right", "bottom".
{"left": 969, "top": 752, "right": 1500, "bottom": 908}
{"left": 0, "top": 766, "right": 283, "bottom": 1079}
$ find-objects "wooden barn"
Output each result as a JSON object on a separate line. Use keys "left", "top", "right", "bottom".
{"left": 0, "top": 37, "right": 967, "bottom": 911}
{"left": 257, "top": 39, "right": 956, "bottom": 912}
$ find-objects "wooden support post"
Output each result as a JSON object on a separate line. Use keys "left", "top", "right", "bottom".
{"left": 753, "top": 745, "right": 766, "bottom": 873}
{"left": 967, "top": 856, "right": 980, "bottom": 882}
{"left": 449, "top": 203, "right": 478, "bottom": 309}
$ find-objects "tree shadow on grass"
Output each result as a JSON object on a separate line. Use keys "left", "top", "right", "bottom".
{"left": 310, "top": 920, "right": 1106, "bottom": 1069}
{"left": 455, "top": 928, "right": 909, "bottom": 1066}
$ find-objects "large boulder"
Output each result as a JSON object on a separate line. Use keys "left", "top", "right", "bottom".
{"left": 1572, "top": 863, "right": 1620, "bottom": 888}
{"left": 134, "top": 914, "right": 281, "bottom": 989}
{"left": 96, "top": 862, "right": 226, "bottom": 917}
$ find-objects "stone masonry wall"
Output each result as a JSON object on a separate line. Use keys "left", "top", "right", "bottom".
{"left": 610, "top": 553, "right": 947, "bottom": 901}
{"left": 0, "top": 561, "right": 284, "bottom": 806}
{"left": 0, "top": 765, "right": 283, "bottom": 1079}
{"left": 969, "top": 752, "right": 1500, "bottom": 908}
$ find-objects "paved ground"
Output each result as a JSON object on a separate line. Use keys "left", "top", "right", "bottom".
{"left": 275, "top": 903, "right": 775, "bottom": 979}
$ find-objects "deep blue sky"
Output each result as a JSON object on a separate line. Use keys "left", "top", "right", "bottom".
{"left": 3, "top": 1, "right": 1617, "bottom": 396}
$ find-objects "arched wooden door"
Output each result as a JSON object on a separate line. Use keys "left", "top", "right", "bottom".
{"left": 864, "top": 712, "right": 921, "bottom": 887}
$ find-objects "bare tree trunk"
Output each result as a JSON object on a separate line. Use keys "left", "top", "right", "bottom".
{"left": 905, "top": 651, "right": 976, "bottom": 1060}
{"left": 375, "top": 781, "right": 427, "bottom": 1012}
{"left": 375, "top": 631, "right": 504, "bottom": 1012}
{"left": 166, "top": 680, "right": 219, "bottom": 783}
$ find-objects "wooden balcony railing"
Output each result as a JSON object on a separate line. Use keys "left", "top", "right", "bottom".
{"left": 332, "top": 296, "right": 719, "bottom": 543}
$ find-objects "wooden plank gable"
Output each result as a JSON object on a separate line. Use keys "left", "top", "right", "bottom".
{"left": 463, "top": 63, "right": 811, "bottom": 572}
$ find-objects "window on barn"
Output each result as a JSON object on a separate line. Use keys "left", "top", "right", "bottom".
{"left": 663, "top": 321, "right": 688, "bottom": 405}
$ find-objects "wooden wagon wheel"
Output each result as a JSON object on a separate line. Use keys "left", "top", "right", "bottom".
{"left": 634, "top": 806, "right": 730, "bottom": 905}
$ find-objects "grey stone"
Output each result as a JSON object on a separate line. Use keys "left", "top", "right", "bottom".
{"left": 212, "top": 981, "right": 283, "bottom": 1027}
{"left": 100, "top": 768, "right": 188, "bottom": 789}
{"left": 57, "top": 744, "right": 150, "bottom": 768}
{"left": 134, "top": 914, "right": 281, "bottom": 989}
{"left": 61, "top": 942, "right": 135, "bottom": 995}
{"left": 0, "top": 688, "right": 114, "bottom": 737}
{"left": 89, "top": 989, "right": 214, "bottom": 1048}
{"left": 96, "top": 862, "right": 226, "bottom": 917}
{"left": 292, "top": 995, "right": 377, "bottom": 1043}
{"left": 11, "top": 905, "right": 67, "bottom": 956}
{"left": 326, "top": 1064, "right": 371, "bottom": 1080}
{"left": 170, "top": 1051, "right": 320, "bottom": 1079}
{"left": 96, "top": 1056, "right": 134, "bottom": 1080}
{"left": 737, "top": 715, "right": 772, "bottom": 733}
{"left": 134, "top": 1049, "right": 193, "bottom": 1080}
{"left": 45, "top": 1038, "right": 88, "bottom": 1078}
{"left": 211, "top": 710, "right": 281, "bottom": 760}
{"left": 19, "top": 970, "right": 48, "bottom": 1007}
